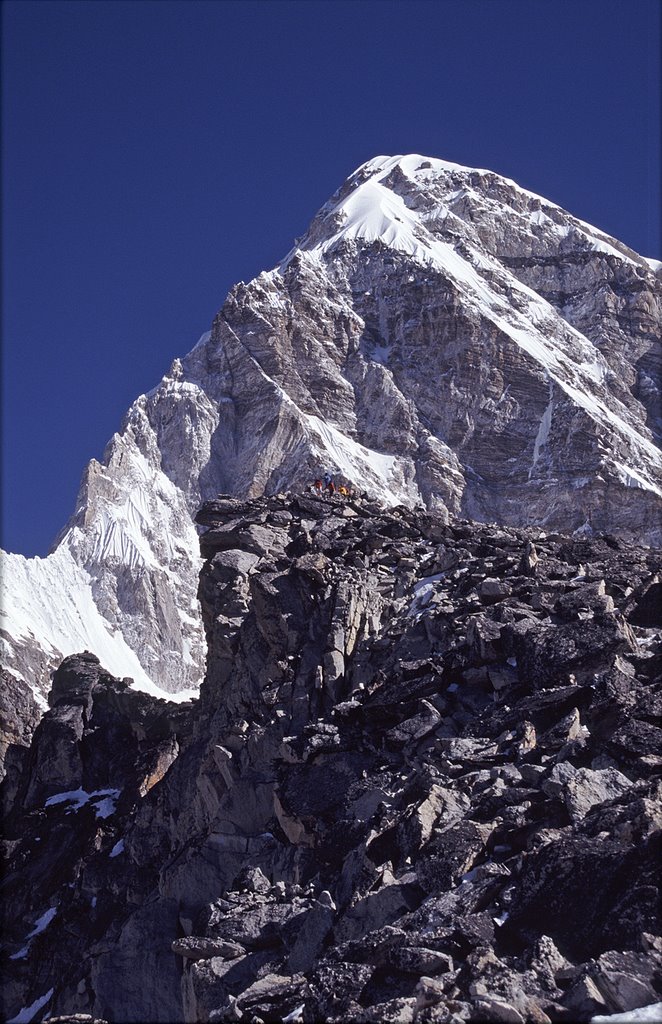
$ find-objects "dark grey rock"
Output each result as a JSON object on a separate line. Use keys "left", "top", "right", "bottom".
{"left": 171, "top": 937, "right": 245, "bottom": 961}
{"left": 3, "top": 495, "right": 661, "bottom": 1024}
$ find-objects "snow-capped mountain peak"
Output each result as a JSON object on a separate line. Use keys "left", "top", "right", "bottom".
{"left": 300, "top": 153, "right": 648, "bottom": 269}
{"left": 2, "top": 154, "right": 660, "bottom": 703}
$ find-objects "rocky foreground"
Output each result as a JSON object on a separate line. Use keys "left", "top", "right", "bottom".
{"left": 2, "top": 493, "right": 661, "bottom": 1023}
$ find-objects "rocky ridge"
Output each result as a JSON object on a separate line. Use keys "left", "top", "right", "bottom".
{"left": 2, "top": 154, "right": 661, "bottom": 707}
{"left": 2, "top": 493, "right": 661, "bottom": 1023}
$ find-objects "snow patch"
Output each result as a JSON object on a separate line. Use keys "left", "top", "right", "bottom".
{"left": 408, "top": 573, "right": 445, "bottom": 618}
{"left": 9, "top": 908, "right": 58, "bottom": 963}
{"left": 370, "top": 342, "right": 392, "bottom": 364}
{"left": 88, "top": 490, "right": 159, "bottom": 570}
{"left": 613, "top": 461, "right": 662, "bottom": 495}
{"left": 0, "top": 545, "right": 156, "bottom": 691}
{"left": 529, "top": 379, "right": 554, "bottom": 476}
{"left": 282, "top": 1005, "right": 306, "bottom": 1024}
{"left": 591, "top": 1004, "right": 662, "bottom": 1023}
{"left": 0, "top": 529, "right": 201, "bottom": 702}
{"left": 45, "top": 788, "right": 121, "bottom": 819}
{"left": 26, "top": 907, "right": 57, "bottom": 939}
{"left": 131, "top": 680, "right": 199, "bottom": 703}
{"left": 0, "top": 663, "right": 49, "bottom": 711}
{"left": 7, "top": 989, "right": 54, "bottom": 1024}
{"left": 304, "top": 414, "right": 411, "bottom": 506}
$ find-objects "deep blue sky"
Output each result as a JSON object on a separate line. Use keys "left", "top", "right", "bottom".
{"left": 2, "top": 0, "right": 660, "bottom": 557}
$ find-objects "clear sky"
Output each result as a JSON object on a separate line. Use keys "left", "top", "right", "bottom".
{"left": 2, "top": 0, "right": 660, "bottom": 557}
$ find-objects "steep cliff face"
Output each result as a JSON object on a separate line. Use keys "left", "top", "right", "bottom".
{"left": 200, "top": 155, "right": 661, "bottom": 534}
{"left": 2, "top": 155, "right": 660, "bottom": 704}
{"left": 2, "top": 495, "right": 661, "bottom": 1023}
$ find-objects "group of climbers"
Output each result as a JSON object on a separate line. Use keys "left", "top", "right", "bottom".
{"left": 311, "top": 472, "right": 354, "bottom": 499}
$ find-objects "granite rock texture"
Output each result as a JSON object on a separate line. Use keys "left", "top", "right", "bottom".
{"left": 2, "top": 494, "right": 661, "bottom": 1022}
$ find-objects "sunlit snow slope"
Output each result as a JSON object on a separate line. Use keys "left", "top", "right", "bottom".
{"left": 2, "top": 153, "right": 660, "bottom": 703}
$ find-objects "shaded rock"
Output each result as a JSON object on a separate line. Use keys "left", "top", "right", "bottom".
{"left": 507, "top": 831, "right": 662, "bottom": 960}
{"left": 627, "top": 578, "right": 662, "bottom": 628}
{"left": 554, "top": 581, "right": 614, "bottom": 621}
{"left": 386, "top": 946, "right": 454, "bottom": 974}
{"left": 4, "top": 494, "right": 662, "bottom": 1024}
{"left": 564, "top": 766, "right": 632, "bottom": 821}
{"left": 479, "top": 578, "right": 512, "bottom": 605}
{"left": 417, "top": 821, "right": 495, "bottom": 894}
{"left": 385, "top": 700, "right": 442, "bottom": 747}
{"left": 287, "top": 902, "right": 335, "bottom": 972}
{"left": 24, "top": 703, "right": 85, "bottom": 809}
{"left": 232, "top": 971, "right": 306, "bottom": 1019}
{"left": 564, "top": 976, "right": 609, "bottom": 1018}
{"left": 511, "top": 614, "right": 637, "bottom": 688}
{"left": 471, "top": 996, "right": 526, "bottom": 1023}
{"left": 232, "top": 866, "right": 271, "bottom": 894}
{"left": 334, "top": 872, "right": 423, "bottom": 943}
{"left": 0, "top": 668, "right": 42, "bottom": 809}
{"left": 307, "top": 962, "right": 374, "bottom": 1018}
{"left": 466, "top": 616, "right": 503, "bottom": 663}
{"left": 587, "top": 950, "right": 662, "bottom": 1014}
{"left": 171, "top": 937, "right": 245, "bottom": 961}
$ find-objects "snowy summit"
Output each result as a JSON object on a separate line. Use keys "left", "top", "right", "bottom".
{"left": 1, "top": 154, "right": 660, "bottom": 702}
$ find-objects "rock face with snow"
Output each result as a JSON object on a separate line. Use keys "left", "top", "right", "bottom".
{"left": 0, "top": 668, "right": 41, "bottom": 799}
{"left": 2, "top": 154, "right": 661, "bottom": 704}
{"left": 2, "top": 494, "right": 661, "bottom": 1022}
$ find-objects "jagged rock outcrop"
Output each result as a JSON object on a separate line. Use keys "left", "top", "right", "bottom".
{"left": 2, "top": 154, "right": 661, "bottom": 710}
{"left": 2, "top": 494, "right": 661, "bottom": 1023}
{"left": 0, "top": 668, "right": 42, "bottom": 807}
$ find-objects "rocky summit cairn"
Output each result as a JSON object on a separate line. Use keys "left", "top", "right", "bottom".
{"left": 2, "top": 154, "right": 661, "bottom": 711}
{"left": 2, "top": 493, "right": 661, "bottom": 1022}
